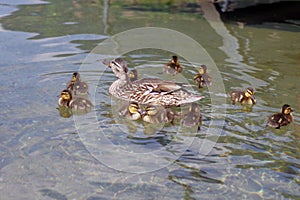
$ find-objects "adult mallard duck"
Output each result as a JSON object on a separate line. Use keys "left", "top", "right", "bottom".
{"left": 58, "top": 89, "right": 93, "bottom": 112}
{"left": 67, "top": 72, "right": 89, "bottom": 95}
{"left": 181, "top": 103, "right": 202, "bottom": 128}
{"left": 267, "top": 104, "right": 294, "bottom": 129}
{"left": 104, "top": 58, "right": 204, "bottom": 107}
{"left": 193, "top": 65, "right": 212, "bottom": 88}
{"left": 228, "top": 87, "right": 256, "bottom": 105}
{"left": 164, "top": 56, "right": 183, "bottom": 75}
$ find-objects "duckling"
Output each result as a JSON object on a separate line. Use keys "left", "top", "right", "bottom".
{"left": 129, "top": 69, "right": 138, "bottom": 81}
{"left": 193, "top": 65, "right": 212, "bottom": 88}
{"left": 141, "top": 104, "right": 176, "bottom": 124}
{"left": 58, "top": 89, "right": 93, "bottom": 112}
{"left": 267, "top": 104, "right": 294, "bottom": 129}
{"left": 119, "top": 102, "right": 142, "bottom": 120}
{"left": 164, "top": 56, "right": 183, "bottom": 75}
{"left": 67, "top": 72, "right": 89, "bottom": 95}
{"left": 228, "top": 87, "right": 256, "bottom": 105}
{"left": 181, "top": 103, "right": 202, "bottom": 128}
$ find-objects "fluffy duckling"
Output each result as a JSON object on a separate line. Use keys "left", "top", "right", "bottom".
{"left": 193, "top": 65, "right": 212, "bottom": 88}
{"left": 164, "top": 56, "right": 183, "bottom": 75}
{"left": 267, "top": 104, "right": 294, "bottom": 129}
{"left": 129, "top": 69, "right": 138, "bottom": 82}
{"left": 58, "top": 89, "right": 93, "bottom": 112}
{"left": 228, "top": 87, "right": 256, "bottom": 105}
{"left": 67, "top": 72, "right": 89, "bottom": 95}
{"left": 181, "top": 103, "right": 202, "bottom": 128}
{"left": 119, "top": 102, "right": 142, "bottom": 120}
{"left": 141, "top": 104, "right": 176, "bottom": 124}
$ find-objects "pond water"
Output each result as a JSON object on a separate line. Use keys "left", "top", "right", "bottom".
{"left": 0, "top": 0, "right": 299, "bottom": 199}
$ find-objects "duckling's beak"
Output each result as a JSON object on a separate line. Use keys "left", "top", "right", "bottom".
{"left": 290, "top": 108, "right": 294, "bottom": 112}
{"left": 139, "top": 109, "right": 146, "bottom": 116}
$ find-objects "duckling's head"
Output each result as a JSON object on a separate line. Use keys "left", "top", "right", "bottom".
{"left": 171, "top": 56, "right": 178, "bottom": 64}
{"left": 282, "top": 104, "right": 293, "bottom": 115}
{"left": 72, "top": 72, "right": 80, "bottom": 82}
{"left": 128, "top": 102, "right": 140, "bottom": 114}
{"left": 104, "top": 58, "right": 129, "bottom": 80}
{"left": 129, "top": 69, "right": 138, "bottom": 81}
{"left": 244, "top": 87, "right": 254, "bottom": 98}
{"left": 128, "top": 102, "right": 142, "bottom": 120}
{"left": 198, "top": 65, "right": 207, "bottom": 75}
{"left": 145, "top": 105, "right": 158, "bottom": 116}
{"left": 60, "top": 89, "right": 72, "bottom": 101}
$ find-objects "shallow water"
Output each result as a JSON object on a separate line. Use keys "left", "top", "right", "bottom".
{"left": 0, "top": 0, "right": 299, "bottom": 199}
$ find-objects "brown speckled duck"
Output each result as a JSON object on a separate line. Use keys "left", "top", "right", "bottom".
{"left": 164, "top": 56, "right": 183, "bottom": 75}
{"left": 193, "top": 65, "right": 212, "bottom": 88}
{"left": 67, "top": 72, "right": 89, "bottom": 95}
{"left": 58, "top": 89, "right": 93, "bottom": 112}
{"left": 267, "top": 104, "right": 294, "bottom": 129}
{"left": 103, "top": 58, "right": 204, "bottom": 107}
{"left": 228, "top": 87, "right": 256, "bottom": 105}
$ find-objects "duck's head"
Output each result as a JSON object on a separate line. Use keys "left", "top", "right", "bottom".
{"left": 71, "top": 72, "right": 80, "bottom": 82}
{"left": 282, "top": 104, "right": 293, "bottom": 114}
{"left": 171, "top": 56, "right": 178, "bottom": 64}
{"left": 127, "top": 102, "right": 142, "bottom": 120}
{"left": 104, "top": 58, "right": 129, "bottom": 80}
{"left": 198, "top": 65, "right": 207, "bottom": 75}
{"left": 244, "top": 87, "right": 254, "bottom": 98}
{"left": 145, "top": 105, "right": 158, "bottom": 116}
{"left": 60, "top": 89, "right": 72, "bottom": 101}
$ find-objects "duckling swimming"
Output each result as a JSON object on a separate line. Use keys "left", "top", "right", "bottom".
{"left": 181, "top": 103, "right": 202, "bottom": 128}
{"left": 193, "top": 65, "right": 212, "bottom": 88}
{"left": 67, "top": 72, "right": 89, "bottom": 95}
{"left": 58, "top": 89, "right": 93, "bottom": 112}
{"left": 228, "top": 87, "right": 256, "bottom": 105}
{"left": 119, "top": 102, "right": 142, "bottom": 120}
{"left": 164, "top": 56, "right": 183, "bottom": 75}
{"left": 267, "top": 104, "right": 294, "bottom": 129}
{"left": 141, "top": 104, "right": 176, "bottom": 124}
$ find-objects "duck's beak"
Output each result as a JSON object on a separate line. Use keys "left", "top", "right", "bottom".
{"left": 138, "top": 109, "right": 146, "bottom": 116}
{"left": 102, "top": 59, "right": 111, "bottom": 68}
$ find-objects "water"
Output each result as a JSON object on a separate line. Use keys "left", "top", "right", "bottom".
{"left": 0, "top": 1, "right": 299, "bottom": 199}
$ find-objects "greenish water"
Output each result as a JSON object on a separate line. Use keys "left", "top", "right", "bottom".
{"left": 0, "top": 0, "right": 299, "bottom": 199}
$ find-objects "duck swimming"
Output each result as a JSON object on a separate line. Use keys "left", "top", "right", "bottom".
{"left": 58, "top": 89, "right": 93, "bottom": 112}
{"left": 181, "top": 103, "right": 202, "bottom": 128}
{"left": 267, "top": 104, "right": 294, "bottom": 129}
{"left": 104, "top": 58, "right": 204, "bottom": 107}
{"left": 193, "top": 65, "right": 212, "bottom": 88}
{"left": 228, "top": 87, "right": 256, "bottom": 105}
{"left": 164, "top": 56, "right": 183, "bottom": 75}
{"left": 119, "top": 102, "right": 142, "bottom": 120}
{"left": 140, "top": 104, "right": 176, "bottom": 124}
{"left": 67, "top": 72, "right": 89, "bottom": 95}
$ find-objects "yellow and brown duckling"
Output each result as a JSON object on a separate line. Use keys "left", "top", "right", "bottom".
{"left": 228, "top": 87, "right": 256, "bottom": 105}
{"left": 67, "top": 72, "right": 89, "bottom": 95}
{"left": 58, "top": 89, "right": 93, "bottom": 112}
{"left": 164, "top": 56, "right": 183, "bottom": 75}
{"left": 141, "top": 104, "right": 177, "bottom": 124}
{"left": 267, "top": 104, "right": 294, "bottom": 129}
{"left": 119, "top": 102, "right": 142, "bottom": 120}
{"left": 129, "top": 69, "right": 138, "bottom": 82}
{"left": 181, "top": 103, "right": 202, "bottom": 128}
{"left": 193, "top": 65, "right": 212, "bottom": 88}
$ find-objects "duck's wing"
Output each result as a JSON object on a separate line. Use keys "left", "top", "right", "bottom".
{"left": 134, "top": 78, "right": 182, "bottom": 94}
